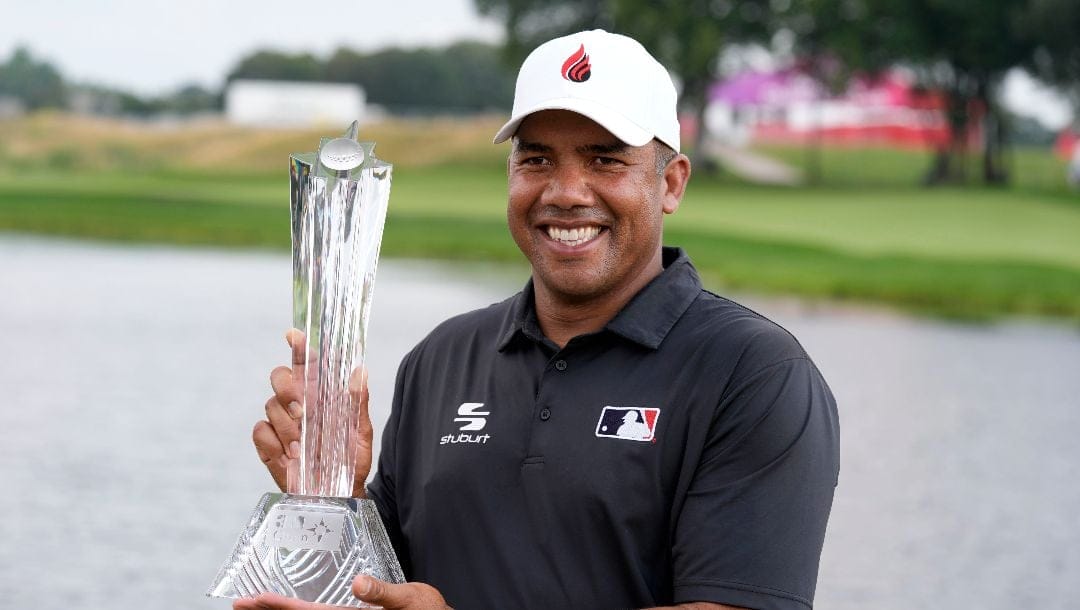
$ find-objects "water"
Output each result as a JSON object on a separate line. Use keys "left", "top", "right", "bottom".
{"left": 1, "top": 236, "right": 1077, "bottom": 609}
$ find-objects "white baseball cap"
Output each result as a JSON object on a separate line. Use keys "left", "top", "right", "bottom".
{"left": 493, "top": 29, "right": 681, "bottom": 152}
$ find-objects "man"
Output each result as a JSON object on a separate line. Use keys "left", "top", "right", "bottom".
{"left": 245, "top": 30, "right": 839, "bottom": 610}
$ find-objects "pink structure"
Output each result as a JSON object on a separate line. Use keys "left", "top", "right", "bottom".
{"left": 706, "top": 67, "right": 953, "bottom": 149}
{"left": 1055, "top": 129, "right": 1077, "bottom": 160}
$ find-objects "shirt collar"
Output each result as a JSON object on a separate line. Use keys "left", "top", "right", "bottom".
{"left": 496, "top": 279, "right": 545, "bottom": 351}
{"left": 497, "top": 247, "right": 702, "bottom": 351}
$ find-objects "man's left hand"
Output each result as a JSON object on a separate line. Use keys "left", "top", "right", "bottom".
{"left": 232, "top": 576, "right": 450, "bottom": 610}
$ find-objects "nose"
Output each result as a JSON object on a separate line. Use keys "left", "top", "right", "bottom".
{"left": 539, "top": 163, "right": 594, "bottom": 209}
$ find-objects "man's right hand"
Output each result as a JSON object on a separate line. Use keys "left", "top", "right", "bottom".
{"left": 232, "top": 576, "right": 451, "bottom": 610}
{"left": 251, "top": 329, "right": 374, "bottom": 498}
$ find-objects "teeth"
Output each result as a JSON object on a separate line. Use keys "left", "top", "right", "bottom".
{"left": 546, "top": 225, "right": 601, "bottom": 246}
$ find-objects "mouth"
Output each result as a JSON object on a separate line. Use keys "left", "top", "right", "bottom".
{"left": 544, "top": 225, "right": 604, "bottom": 247}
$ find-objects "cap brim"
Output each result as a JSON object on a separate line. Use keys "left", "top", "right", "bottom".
{"left": 493, "top": 97, "right": 654, "bottom": 147}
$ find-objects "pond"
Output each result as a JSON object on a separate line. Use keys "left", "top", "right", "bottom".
{"left": 1, "top": 235, "right": 1077, "bottom": 609}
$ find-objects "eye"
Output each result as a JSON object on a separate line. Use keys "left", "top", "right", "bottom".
{"left": 516, "top": 155, "right": 550, "bottom": 167}
{"left": 593, "top": 156, "right": 625, "bottom": 167}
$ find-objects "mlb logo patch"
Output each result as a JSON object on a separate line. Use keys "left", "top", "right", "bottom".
{"left": 595, "top": 406, "right": 660, "bottom": 442}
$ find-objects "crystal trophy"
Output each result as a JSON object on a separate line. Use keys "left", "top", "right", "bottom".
{"left": 208, "top": 122, "right": 405, "bottom": 606}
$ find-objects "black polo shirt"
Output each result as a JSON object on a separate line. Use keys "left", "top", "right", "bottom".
{"left": 368, "top": 247, "right": 839, "bottom": 610}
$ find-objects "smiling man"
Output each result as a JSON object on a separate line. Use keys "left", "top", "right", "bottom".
{"left": 505, "top": 108, "right": 686, "bottom": 346}
{"left": 247, "top": 30, "right": 839, "bottom": 610}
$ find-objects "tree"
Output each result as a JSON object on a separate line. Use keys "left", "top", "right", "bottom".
{"left": 161, "top": 84, "right": 221, "bottom": 115}
{"left": 1020, "top": 0, "right": 1080, "bottom": 121}
{"left": 473, "top": 0, "right": 615, "bottom": 61}
{"left": 226, "top": 50, "right": 323, "bottom": 82}
{"left": 0, "top": 47, "right": 66, "bottom": 110}
{"left": 775, "top": 0, "right": 1041, "bottom": 185}
{"left": 226, "top": 43, "right": 514, "bottom": 114}
{"left": 476, "top": 0, "right": 1080, "bottom": 186}
{"left": 611, "top": 0, "right": 770, "bottom": 160}
{"left": 325, "top": 42, "right": 514, "bottom": 113}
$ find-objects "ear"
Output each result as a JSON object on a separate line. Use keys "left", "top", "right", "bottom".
{"left": 660, "top": 154, "right": 691, "bottom": 215}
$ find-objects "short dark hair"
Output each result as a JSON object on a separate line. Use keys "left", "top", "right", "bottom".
{"left": 654, "top": 140, "right": 677, "bottom": 175}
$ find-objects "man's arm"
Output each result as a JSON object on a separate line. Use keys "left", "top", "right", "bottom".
{"left": 668, "top": 348, "right": 839, "bottom": 609}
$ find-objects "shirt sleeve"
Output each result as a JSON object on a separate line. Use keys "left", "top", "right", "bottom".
{"left": 672, "top": 354, "right": 840, "bottom": 610}
{"left": 365, "top": 348, "right": 415, "bottom": 579}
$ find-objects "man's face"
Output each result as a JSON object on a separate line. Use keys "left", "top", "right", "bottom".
{"left": 507, "top": 110, "right": 685, "bottom": 304}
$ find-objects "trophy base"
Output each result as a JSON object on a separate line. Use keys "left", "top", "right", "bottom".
{"left": 207, "top": 493, "right": 405, "bottom": 607}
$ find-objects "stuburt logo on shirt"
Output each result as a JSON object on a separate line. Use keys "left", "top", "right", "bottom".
{"left": 595, "top": 406, "right": 660, "bottom": 442}
{"left": 441, "top": 402, "right": 491, "bottom": 445}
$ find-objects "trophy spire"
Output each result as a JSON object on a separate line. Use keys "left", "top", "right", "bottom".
{"left": 344, "top": 119, "right": 359, "bottom": 141}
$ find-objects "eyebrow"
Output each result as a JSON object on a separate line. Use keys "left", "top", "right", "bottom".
{"left": 513, "top": 140, "right": 552, "bottom": 154}
{"left": 578, "top": 142, "right": 630, "bottom": 155}
{"left": 513, "top": 140, "right": 630, "bottom": 155}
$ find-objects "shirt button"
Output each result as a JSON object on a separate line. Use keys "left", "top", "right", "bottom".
{"left": 539, "top": 408, "right": 551, "bottom": 421}
{"left": 554, "top": 359, "right": 567, "bottom": 371}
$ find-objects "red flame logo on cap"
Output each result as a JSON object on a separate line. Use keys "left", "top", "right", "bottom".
{"left": 561, "top": 44, "right": 591, "bottom": 82}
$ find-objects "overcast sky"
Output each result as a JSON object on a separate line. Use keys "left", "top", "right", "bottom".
{"left": 1, "top": 0, "right": 503, "bottom": 94}
{"left": 2, "top": 0, "right": 1072, "bottom": 128}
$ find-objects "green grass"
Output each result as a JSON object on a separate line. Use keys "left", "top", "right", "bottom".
{"left": 3, "top": 165, "right": 1080, "bottom": 322}
{"left": 753, "top": 143, "right": 1073, "bottom": 192}
{"left": 676, "top": 182, "right": 1080, "bottom": 270}
{"left": 674, "top": 228, "right": 1080, "bottom": 321}
{"left": 2, "top": 114, "right": 1079, "bottom": 322}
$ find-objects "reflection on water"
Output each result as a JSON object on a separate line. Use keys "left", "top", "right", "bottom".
{"left": 1, "top": 236, "right": 1077, "bottom": 610}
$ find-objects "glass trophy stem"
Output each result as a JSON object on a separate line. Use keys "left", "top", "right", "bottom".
{"left": 290, "top": 136, "right": 391, "bottom": 497}
{"left": 210, "top": 124, "right": 403, "bottom": 605}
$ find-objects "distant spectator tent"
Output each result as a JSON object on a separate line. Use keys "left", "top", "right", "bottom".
{"left": 706, "top": 68, "right": 954, "bottom": 149}
{"left": 225, "top": 79, "right": 365, "bottom": 127}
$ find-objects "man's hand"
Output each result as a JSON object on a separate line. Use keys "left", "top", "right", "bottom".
{"left": 251, "top": 328, "right": 374, "bottom": 497}
{"left": 352, "top": 576, "right": 451, "bottom": 609}
{"left": 231, "top": 576, "right": 450, "bottom": 610}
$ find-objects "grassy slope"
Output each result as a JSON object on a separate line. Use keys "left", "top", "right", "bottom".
{"left": 2, "top": 114, "right": 1079, "bottom": 321}
{"left": 677, "top": 182, "right": 1080, "bottom": 270}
